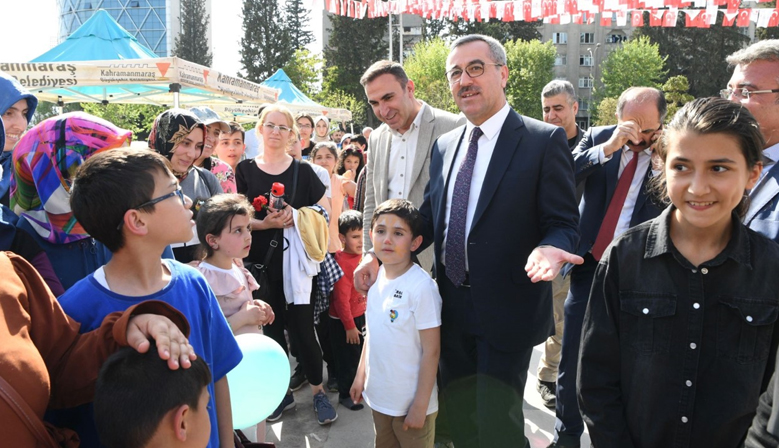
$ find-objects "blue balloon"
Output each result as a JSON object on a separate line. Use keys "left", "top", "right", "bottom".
{"left": 227, "top": 334, "right": 290, "bottom": 429}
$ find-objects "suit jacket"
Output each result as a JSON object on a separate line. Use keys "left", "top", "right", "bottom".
{"left": 745, "top": 162, "right": 779, "bottom": 243}
{"left": 419, "top": 108, "right": 580, "bottom": 352}
{"left": 573, "top": 125, "right": 663, "bottom": 258}
{"left": 362, "top": 103, "right": 463, "bottom": 271}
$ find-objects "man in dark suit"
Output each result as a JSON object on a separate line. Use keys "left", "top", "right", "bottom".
{"left": 357, "top": 34, "right": 582, "bottom": 448}
{"left": 537, "top": 79, "right": 586, "bottom": 409}
{"left": 551, "top": 87, "right": 666, "bottom": 448}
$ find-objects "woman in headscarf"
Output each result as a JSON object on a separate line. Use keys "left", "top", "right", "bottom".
{"left": 313, "top": 115, "right": 331, "bottom": 143}
{"left": 148, "top": 108, "right": 223, "bottom": 263}
{"left": 11, "top": 112, "right": 133, "bottom": 291}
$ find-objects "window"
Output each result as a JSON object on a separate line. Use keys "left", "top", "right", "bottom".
{"left": 579, "top": 77, "right": 593, "bottom": 88}
{"left": 555, "top": 54, "right": 567, "bottom": 66}
{"left": 577, "top": 119, "right": 589, "bottom": 129}
{"left": 607, "top": 34, "right": 627, "bottom": 44}
{"left": 580, "top": 32, "right": 595, "bottom": 44}
{"left": 580, "top": 54, "right": 593, "bottom": 66}
{"left": 552, "top": 32, "right": 568, "bottom": 44}
{"left": 579, "top": 99, "right": 590, "bottom": 111}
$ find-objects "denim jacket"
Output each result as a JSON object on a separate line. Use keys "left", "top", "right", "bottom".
{"left": 579, "top": 205, "right": 779, "bottom": 448}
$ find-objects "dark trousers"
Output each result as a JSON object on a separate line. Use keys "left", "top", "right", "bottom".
{"left": 554, "top": 253, "right": 598, "bottom": 444}
{"left": 328, "top": 314, "right": 365, "bottom": 399}
{"left": 262, "top": 279, "right": 323, "bottom": 386}
{"left": 316, "top": 307, "right": 337, "bottom": 379}
{"left": 438, "top": 270, "right": 533, "bottom": 448}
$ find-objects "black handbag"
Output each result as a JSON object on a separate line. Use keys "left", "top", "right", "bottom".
{"left": 248, "top": 159, "right": 299, "bottom": 302}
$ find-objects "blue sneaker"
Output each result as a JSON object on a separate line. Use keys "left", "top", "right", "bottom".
{"left": 313, "top": 391, "right": 338, "bottom": 425}
{"left": 267, "top": 393, "right": 295, "bottom": 422}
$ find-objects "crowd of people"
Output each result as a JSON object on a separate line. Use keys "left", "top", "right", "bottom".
{"left": 1, "top": 32, "right": 779, "bottom": 448}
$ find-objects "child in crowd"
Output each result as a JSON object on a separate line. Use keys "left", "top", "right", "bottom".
{"left": 351, "top": 199, "right": 441, "bottom": 448}
{"left": 94, "top": 343, "right": 213, "bottom": 448}
{"left": 578, "top": 98, "right": 779, "bottom": 448}
{"left": 312, "top": 141, "right": 356, "bottom": 253}
{"left": 329, "top": 210, "right": 367, "bottom": 411}
{"left": 148, "top": 108, "right": 223, "bottom": 263}
{"left": 215, "top": 122, "right": 246, "bottom": 173}
{"left": 189, "top": 107, "right": 236, "bottom": 194}
{"left": 191, "top": 193, "right": 274, "bottom": 442}
{"left": 58, "top": 148, "right": 242, "bottom": 448}
{"left": 336, "top": 146, "right": 365, "bottom": 210}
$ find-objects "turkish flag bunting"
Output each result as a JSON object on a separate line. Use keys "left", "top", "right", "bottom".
{"left": 727, "top": 0, "right": 739, "bottom": 13}
{"left": 723, "top": 11, "right": 738, "bottom": 26}
{"left": 649, "top": 9, "right": 663, "bottom": 25}
{"left": 632, "top": 10, "right": 644, "bottom": 25}
{"left": 736, "top": 8, "right": 751, "bottom": 26}
{"left": 663, "top": 8, "right": 678, "bottom": 26}
{"left": 684, "top": 9, "right": 701, "bottom": 26}
{"left": 770, "top": 10, "right": 779, "bottom": 26}
{"left": 573, "top": 12, "right": 584, "bottom": 23}
{"left": 601, "top": 13, "right": 612, "bottom": 25}
{"left": 503, "top": 3, "right": 516, "bottom": 21}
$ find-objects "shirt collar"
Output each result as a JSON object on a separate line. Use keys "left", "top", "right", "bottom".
{"left": 465, "top": 102, "right": 511, "bottom": 143}
{"left": 762, "top": 141, "right": 779, "bottom": 164}
{"left": 389, "top": 101, "right": 426, "bottom": 139}
{"left": 645, "top": 205, "right": 752, "bottom": 268}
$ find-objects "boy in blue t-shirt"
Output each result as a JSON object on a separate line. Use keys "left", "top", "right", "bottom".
{"left": 58, "top": 148, "right": 242, "bottom": 448}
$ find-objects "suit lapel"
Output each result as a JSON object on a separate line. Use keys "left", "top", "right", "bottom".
{"left": 746, "top": 164, "right": 779, "bottom": 224}
{"left": 471, "top": 110, "right": 524, "bottom": 229}
{"left": 604, "top": 148, "right": 623, "bottom": 202}
{"left": 408, "top": 105, "right": 434, "bottom": 190}
{"left": 377, "top": 128, "right": 392, "bottom": 204}
{"left": 632, "top": 166, "right": 654, "bottom": 224}
{"left": 442, "top": 126, "right": 467, "bottom": 191}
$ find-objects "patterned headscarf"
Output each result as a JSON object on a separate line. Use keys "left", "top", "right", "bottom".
{"left": 148, "top": 108, "right": 205, "bottom": 178}
{"left": 11, "top": 112, "right": 132, "bottom": 244}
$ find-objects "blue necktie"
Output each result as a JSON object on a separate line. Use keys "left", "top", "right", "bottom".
{"left": 446, "top": 127, "right": 483, "bottom": 286}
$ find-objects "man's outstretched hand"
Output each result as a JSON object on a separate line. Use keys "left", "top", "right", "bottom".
{"left": 525, "top": 246, "right": 584, "bottom": 283}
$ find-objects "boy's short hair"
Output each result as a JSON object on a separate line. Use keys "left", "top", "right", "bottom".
{"left": 350, "top": 134, "right": 367, "bottom": 148}
{"left": 94, "top": 342, "right": 212, "bottom": 448}
{"left": 370, "top": 199, "right": 423, "bottom": 238}
{"left": 71, "top": 148, "right": 172, "bottom": 252}
{"left": 224, "top": 121, "right": 245, "bottom": 142}
{"left": 338, "top": 210, "right": 363, "bottom": 235}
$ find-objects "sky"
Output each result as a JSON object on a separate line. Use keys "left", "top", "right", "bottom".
{"left": 1, "top": 0, "right": 324, "bottom": 77}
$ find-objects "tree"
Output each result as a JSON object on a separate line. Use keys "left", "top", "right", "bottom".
{"left": 633, "top": 14, "right": 748, "bottom": 98}
{"left": 599, "top": 36, "right": 667, "bottom": 101}
{"left": 322, "top": 14, "right": 389, "bottom": 128}
{"left": 283, "top": 49, "right": 324, "bottom": 98}
{"left": 663, "top": 75, "right": 694, "bottom": 121}
{"left": 285, "top": 0, "right": 315, "bottom": 50}
{"left": 314, "top": 89, "right": 367, "bottom": 131}
{"left": 504, "top": 39, "right": 556, "bottom": 120}
{"left": 240, "top": 0, "right": 291, "bottom": 82}
{"left": 80, "top": 103, "right": 164, "bottom": 141}
{"left": 593, "top": 97, "right": 619, "bottom": 126}
{"left": 403, "top": 38, "right": 458, "bottom": 114}
{"left": 172, "top": 0, "right": 213, "bottom": 67}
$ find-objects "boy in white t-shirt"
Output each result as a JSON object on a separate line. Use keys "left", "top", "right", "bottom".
{"left": 350, "top": 199, "right": 442, "bottom": 448}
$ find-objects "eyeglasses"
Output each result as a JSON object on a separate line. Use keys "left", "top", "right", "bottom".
{"left": 446, "top": 62, "right": 503, "bottom": 85}
{"left": 720, "top": 87, "right": 779, "bottom": 100}
{"left": 117, "top": 187, "right": 186, "bottom": 230}
{"left": 297, "top": 123, "right": 312, "bottom": 129}
{"left": 263, "top": 123, "right": 292, "bottom": 134}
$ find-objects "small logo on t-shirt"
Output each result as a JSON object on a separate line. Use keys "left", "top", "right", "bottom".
{"left": 389, "top": 309, "right": 398, "bottom": 322}
{"left": 393, "top": 289, "right": 403, "bottom": 299}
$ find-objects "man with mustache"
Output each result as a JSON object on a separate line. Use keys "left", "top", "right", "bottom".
{"left": 0, "top": 72, "right": 37, "bottom": 207}
{"left": 550, "top": 86, "right": 666, "bottom": 448}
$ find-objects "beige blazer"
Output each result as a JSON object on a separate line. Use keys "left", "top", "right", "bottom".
{"left": 362, "top": 102, "right": 463, "bottom": 272}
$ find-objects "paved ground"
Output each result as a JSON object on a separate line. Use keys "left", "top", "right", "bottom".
{"left": 260, "top": 343, "right": 591, "bottom": 448}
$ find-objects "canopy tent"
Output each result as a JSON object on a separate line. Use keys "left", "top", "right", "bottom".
{"left": 0, "top": 9, "right": 277, "bottom": 108}
{"left": 31, "top": 9, "right": 158, "bottom": 62}
{"left": 209, "top": 69, "right": 352, "bottom": 122}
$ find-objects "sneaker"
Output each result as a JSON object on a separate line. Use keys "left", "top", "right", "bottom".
{"left": 537, "top": 380, "right": 557, "bottom": 409}
{"left": 290, "top": 367, "right": 308, "bottom": 391}
{"left": 327, "top": 376, "right": 339, "bottom": 393}
{"left": 267, "top": 393, "right": 295, "bottom": 422}
{"left": 313, "top": 391, "right": 338, "bottom": 425}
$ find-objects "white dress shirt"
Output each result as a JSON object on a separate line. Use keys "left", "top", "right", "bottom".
{"left": 442, "top": 102, "right": 511, "bottom": 268}
{"left": 387, "top": 103, "right": 426, "bottom": 199}
{"left": 598, "top": 145, "right": 654, "bottom": 240}
{"left": 753, "top": 142, "right": 779, "bottom": 192}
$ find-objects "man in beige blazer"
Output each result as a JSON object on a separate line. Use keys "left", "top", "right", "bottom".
{"left": 360, "top": 60, "right": 463, "bottom": 271}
